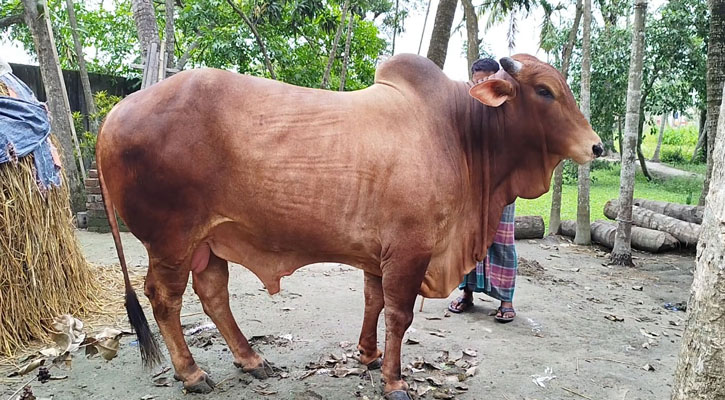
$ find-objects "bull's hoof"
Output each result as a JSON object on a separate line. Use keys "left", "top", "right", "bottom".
{"left": 235, "top": 359, "right": 275, "bottom": 379}
{"left": 384, "top": 390, "right": 412, "bottom": 400}
{"left": 366, "top": 357, "right": 383, "bottom": 370}
{"left": 183, "top": 372, "right": 216, "bottom": 394}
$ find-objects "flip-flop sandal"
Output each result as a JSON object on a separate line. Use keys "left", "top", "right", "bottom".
{"left": 494, "top": 306, "right": 516, "bottom": 323}
{"left": 448, "top": 296, "right": 474, "bottom": 313}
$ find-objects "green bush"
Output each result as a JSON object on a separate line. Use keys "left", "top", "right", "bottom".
{"left": 72, "top": 91, "right": 123, "bottom": 165}
{"left": 661, "top": 125, "right": 699, "bottom": 146}
{"left": 660, "top": 147, "right": 686, "bottom": 164}
{"left": 562, "top": 159, "right": 613, "bottom": 185}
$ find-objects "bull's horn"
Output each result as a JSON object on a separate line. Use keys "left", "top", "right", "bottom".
{"left": 500, "top": 57, "right": 522, "bottom": 74}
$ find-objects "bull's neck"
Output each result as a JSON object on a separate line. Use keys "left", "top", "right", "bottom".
{"left": 448, "top": 81, "right": 558, "bottom": 259}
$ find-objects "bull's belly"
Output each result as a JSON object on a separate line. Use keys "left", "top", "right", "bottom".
{"left": 206, "top": 221, "right": 382, "bottom": 294}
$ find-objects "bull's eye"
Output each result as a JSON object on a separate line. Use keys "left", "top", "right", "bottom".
{"left": 536, "top": 87, "right": 554, "bottom": 99}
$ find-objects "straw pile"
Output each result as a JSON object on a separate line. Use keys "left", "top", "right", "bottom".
{"left": 0, "top": 151, "right": 99, "bottom": 356}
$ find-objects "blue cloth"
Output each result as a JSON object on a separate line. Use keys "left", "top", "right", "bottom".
{"left": 0, "top": 72, "right": 61, "bottom": 188}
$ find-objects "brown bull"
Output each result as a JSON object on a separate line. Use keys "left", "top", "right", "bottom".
{"left": 97, "top": 54, "right": 602, "bottom": 399}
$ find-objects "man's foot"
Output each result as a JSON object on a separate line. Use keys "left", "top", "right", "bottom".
{"left": 494, "top": 304, "right": 516, "bottom": 323}
{"left": 448, "top": 292, "right": 474, "bottom": 313}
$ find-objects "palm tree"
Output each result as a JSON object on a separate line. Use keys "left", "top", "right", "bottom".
{"left": 610, "top": 0, "right": 647, "bottom": 266}
{"left": 574, "top": 0, "right": 592, "bottom": 245}
{"left": 548, "top": 0, "right": 583, "bottom": 235}
{"left": 699, "top": 0, "right": 725, "bottom": 205}
{"left": 672, "top": 83, "right": 725, "bottom": 400}
{"left": 426, "top": 0, "right": 458, "bottom": 68}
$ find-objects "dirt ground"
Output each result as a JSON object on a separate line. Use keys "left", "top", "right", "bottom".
{"left": 1, "top": 231, "right": 695, "bottom": 400}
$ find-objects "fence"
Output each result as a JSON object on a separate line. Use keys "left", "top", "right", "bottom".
{"left": 9, "top": 63, "right": 139, "bottom": 131}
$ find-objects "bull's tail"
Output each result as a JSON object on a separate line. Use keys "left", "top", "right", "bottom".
{"left": 97, "top": 141, "right": 162, "bottom": 368}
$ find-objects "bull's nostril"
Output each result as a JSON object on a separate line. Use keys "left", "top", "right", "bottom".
{"left": 592, "top": 143, "right": 604, "bottom": 157}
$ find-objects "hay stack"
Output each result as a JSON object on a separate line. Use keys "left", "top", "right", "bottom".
{"left": 0, "top": 152, "right": 98, "bottom": 356}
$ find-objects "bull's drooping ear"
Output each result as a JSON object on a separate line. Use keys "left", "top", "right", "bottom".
{"left": 469, "top": 79, "right": 515, "bottom": 107}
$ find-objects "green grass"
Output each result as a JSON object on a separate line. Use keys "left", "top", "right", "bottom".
{"left": 614, "top": 124, "right": 706, "bottom": 173}
{"left": 517, "top": 163, "right": 703, "bottom": 227}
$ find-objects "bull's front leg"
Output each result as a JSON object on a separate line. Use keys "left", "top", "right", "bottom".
{"left": 380, "top": 249, "right": 431, "bottom": 400}
{"left": 357, "top": 272, "right": 384, "bottom": 368}
{"left": 144, "top": 260, "right": 215, "bottom": 393}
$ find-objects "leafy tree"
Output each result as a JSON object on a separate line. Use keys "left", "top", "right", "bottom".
{"left": 4, "top": 0, "right": 391, "bottom": 89}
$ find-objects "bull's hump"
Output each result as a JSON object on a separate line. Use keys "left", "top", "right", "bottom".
{"left": 374, "top": 54, "right": 450, "bottom": 92}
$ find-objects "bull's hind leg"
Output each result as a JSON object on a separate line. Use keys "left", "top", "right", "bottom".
{"left": 144, "top": 260, "right": 215, "bottom": 393}
{"left": 357, "top": 272, "right": 384, "bottom": 369}
{"left": 192, "top": 252, "right": 274, "bottom": 379}
{"left": 380, "top": 251, "right": 431, "bottom": 400}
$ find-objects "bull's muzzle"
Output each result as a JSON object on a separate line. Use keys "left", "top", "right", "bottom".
{"left": 592, "top": 143, "right": 604, "bottom": 158}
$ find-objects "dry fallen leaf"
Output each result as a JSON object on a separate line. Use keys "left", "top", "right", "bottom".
{"left": 448, "top": 350, "right": 463, "bottom": 362}
{"left": 462, "top": 348, "right": 478, "bottom": 357}
{"left": 640, "top": 328, "right": 659, "bottom": 338}
{"left": 39, "top": 348, "right": 60, "bottom": 358}
{"left": 331, "top": 367, "right": 365, "bottom": 378}
{"left": 426, "top": 376, "right": 443, "bottom": 387}
{"left": 153, "top": 376, "right": 172, "bottom": 387}
{"left": 604, "top": 314, "right": 624, "bottom": 322}
{"left": 642, "top": 364, "right": 655, "bottom": 371}
{"left": 405, "top": 337, "right": 420, "bottom": 345}
{"left": 50, "top": 315, "right": 85, "bottom": 353}
{"left": 8, "top": 359, "right": 45, "bottom": 377}
{"left": 416, "top": 385, "right": 434, "bottom": 397}
{"left": 433, "top": 390, "right": 455, "bottom": 399}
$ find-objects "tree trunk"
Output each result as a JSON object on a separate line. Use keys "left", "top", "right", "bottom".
{"left": 164, "top": 0, "right": 175, "bottom": 70}
{"left": 130, "top": 0, "right": 160, "bottom": 59}
{"left": 321, "top": 0, "right": 349, "bottom": 89}
{"left": 426, "top": 0, "right": 457, "bottom": 69}
{"left": 575, "top": 163, "right": 591, "bottom": 245}
{"left": 176, "top": 41, "right": 199, "bottom": 70}
{"left": 548, "top": 161, "right": 565, "bottom": 234}
{"left": 560, "top": 0, "right": 583, "bottom": 79}
{"left": 548, "top": 0, "right": 583, "bottom": 235}
{"left": 339, "top": 12, "right": 354, "bottom": 91}
{"left": 692, "top": 109, "right": 707, "bottom": 162}
{"left": 225, "top": 0, "right": 276, "bottom": 80}
{"left": 610, "top": 0, "right": 647, "bottom": 266}
{"left": 651, "top": 112, "right": 667, "bottom": 162}
{"left": 417, "top": 0, "right": 432, "bottom": 55}
{"left": 605, "top": 200, "right": 701, "bottom": 246}
{"left": 22, "top": 0, "right": 85, "bottom": 210}
{"left": 514, "top": 216, "right": 545, "bottom": 239}
{"left": 461, "top": 0, "right": 479, "bottom": 78}
{"left": 559, "top": 220, "right": 679, "bottom": 253}
{"left": 391, "top": 0, "right": 399, "bottom": 54}
{"left": 633, "top": 198, "right": 703, "bottom": 224}
{"left": 700, "top": 0, "right": 725, "bottom": 206}
{"left": 617, "top": 115, "right": 623, "bottom": 155}
{"left": 636, "top": 106, "right": 653, "bottom": 180}
{"left": 574, "top": 0, "right": 592, "bottom": 245}
{"left": 0, "top": 13, "right": 24, "bottom": 29}
{"left": 671, "top": 83, "right": 725, "bottom": 399}
{"left": 65, "top": 0, "right": 97, "bottom": 134}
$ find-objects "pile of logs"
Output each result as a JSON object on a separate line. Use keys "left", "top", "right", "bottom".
{"left": 559, "top": 198, "right": 703, "bottom": 253}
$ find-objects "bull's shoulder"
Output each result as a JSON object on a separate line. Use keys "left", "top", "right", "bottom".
{"left": 374, "top": 54, "right": 450, "bottom": 91}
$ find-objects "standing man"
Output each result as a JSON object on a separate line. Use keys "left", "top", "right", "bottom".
{"left": 448, "top": 58, "right": 518, "bottom": 323}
